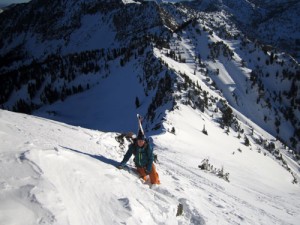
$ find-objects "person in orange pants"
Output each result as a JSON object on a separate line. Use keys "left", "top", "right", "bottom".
{"left": 117, "top": 132, "right": 160, "bottom": 184}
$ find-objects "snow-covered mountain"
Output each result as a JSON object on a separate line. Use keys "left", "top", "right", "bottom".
{"left": 0, "top": 0, "right": 299, "bottom": 152}
{"left": 226, "top": 0, "right": 300, "bottom": 61}
{"left": 1, "top": 108, "right": 300, "bottom": 225}
{"left": 1, "top": 0, "right": 300, "bottom": 224}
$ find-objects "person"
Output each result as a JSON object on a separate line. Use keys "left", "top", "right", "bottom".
{"left": 117, "top": 132, "right": 160, "bottom": 184}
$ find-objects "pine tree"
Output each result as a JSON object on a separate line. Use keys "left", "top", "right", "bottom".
{"left": 244, "top": 135, "right": 250, "bottom": 146}
{"left": 171, "top": 127, "right": 176, "bottom": 134}
{"left": 222, "top": 105, "right": 233, "bottom": 126}
{"left": 202, "top": 125, "right": 208, "bottom": 135}
{"left": 135, "top": 96, "right": 140, "bottom": 108}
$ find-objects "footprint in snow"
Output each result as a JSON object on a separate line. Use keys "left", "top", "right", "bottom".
{"left": 118, "top": 198, "right": 132, "bottom": 211}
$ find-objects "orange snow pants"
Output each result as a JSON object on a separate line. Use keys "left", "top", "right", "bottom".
{"left": 137, "top": 163, "right": 160, "bottom": 184}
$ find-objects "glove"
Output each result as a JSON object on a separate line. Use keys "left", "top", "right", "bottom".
{"left": 116, "top": 165, "right": 124, "bottom": 169}
{"left": 145, "top": 170, "right": 151, "bottom": 175}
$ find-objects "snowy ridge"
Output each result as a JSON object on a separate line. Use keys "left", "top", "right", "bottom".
{"left": 1, "top": 108, "right": 300, "bottom": 224}
{"left": 1, "top": 0, "right": 299, "bottom": 152}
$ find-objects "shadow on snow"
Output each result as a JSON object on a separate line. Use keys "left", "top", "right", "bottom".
{"left": 59, "top": 145, "right": 119, "bottom": 167}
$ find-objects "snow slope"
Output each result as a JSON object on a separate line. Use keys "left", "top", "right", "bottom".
{"left": 1, "top": 109, "right": 299, "bottom": 225}
{"left": 34, "top": 58, "right": 146, "bottom": 133}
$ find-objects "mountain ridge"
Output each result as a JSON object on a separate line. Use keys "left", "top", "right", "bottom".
{"left": 0, "top": 0, "right": 299, "bottom": 152}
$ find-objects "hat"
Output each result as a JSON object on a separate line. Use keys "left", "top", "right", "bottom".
{"left": 137, "top": 131, "right": 145, "bottom": 140}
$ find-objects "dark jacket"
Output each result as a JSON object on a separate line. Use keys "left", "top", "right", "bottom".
{"left": 120, "top": 141, "right": 154, "bottom": 172}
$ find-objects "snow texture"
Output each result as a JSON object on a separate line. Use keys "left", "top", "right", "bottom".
{"left": 1, "top": 108, "right": 299, "bottom": 225}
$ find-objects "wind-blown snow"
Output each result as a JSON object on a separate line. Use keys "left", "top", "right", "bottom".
{"left": 1, "top": 109, "right": 299, "bottom": 225}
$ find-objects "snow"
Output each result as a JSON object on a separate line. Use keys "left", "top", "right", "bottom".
{"left": 34, "top": 59, "right": 145, "bottom": 132}
{"left": 122, "top": 0, "right": 140, "bottom": 4}
{"left": 64, "top": 14, "right": 116, "bottom": 55}
{"left": 1, "top": 107, "right": 300, "bottom": 225}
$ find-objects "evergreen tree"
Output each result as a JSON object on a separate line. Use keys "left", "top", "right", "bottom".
{"left": 244, "top": 135, "right": 250, "bottom": 146}
{"left": 171, "top": 127, "right": 176, "bottom": 134}
{"left": 222, "top": 105, "right": 233, "bottom": 126}
{"left": 202, "top": 125, "right": 208, "bottom": 135}
{"left": 135, "top": 96, "right": 140, "bottom": 108}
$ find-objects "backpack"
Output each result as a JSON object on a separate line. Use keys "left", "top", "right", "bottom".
{"left": 115, "top": 132, "right": 136, "bottom": 149}
{"left": 115, "top": 132, "right": 158, "bottom": 163}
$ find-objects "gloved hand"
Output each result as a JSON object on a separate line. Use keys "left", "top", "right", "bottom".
{"left": 116, "top": 165, "right": 124, "bottom": 169}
